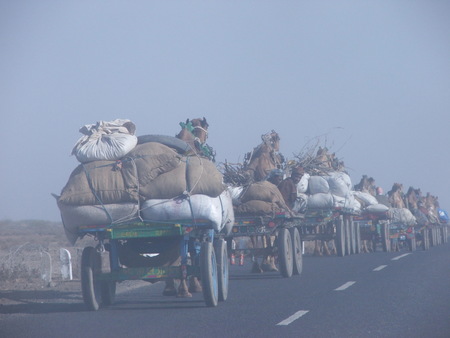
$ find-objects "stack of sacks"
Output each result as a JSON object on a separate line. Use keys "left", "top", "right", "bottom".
{"left": 305, "top": 172, "right": 360, "bottom": 213}
{"left": 353, "top": 191, "right": 390, "bottom": 214}
{"left": 57, "top": 120, "right": 233, "bottom": 244}
{"left": 388, "top": 208, "right": 417, "bottom": 226}
{"left": 232, "top": 181, "right": 291, "bottom": 216}
{"left": 293, "top": 173, "right": 310, "bottom": 213}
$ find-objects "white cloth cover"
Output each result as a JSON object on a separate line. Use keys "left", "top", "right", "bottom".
{"left": 293, "top": 193, "right": 308, "bottom": 213}
{"left": 296, "top": 173, "right": 310, "bottom": 194}
{"left": 388, "top": 208, "right": 417, "bottom": 225}
{"left": 72, "top": 119, "right": 138, "bottom": 163}
{"left": 227, "top": 186, "right": 244, "bottom": 205}
{"left": 140, "top": 190, "right": 235, "bottom": 234}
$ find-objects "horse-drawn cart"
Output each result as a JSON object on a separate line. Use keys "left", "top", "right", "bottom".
{"left": 77, "top": 218, "right": 229, "bottom": 311}
{"left": 226, "top": 213, "right": 304, "bottom": 278}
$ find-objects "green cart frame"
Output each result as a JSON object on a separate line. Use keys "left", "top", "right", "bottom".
{"left": 76, "top": 219, "right": 228, "bottom": 311}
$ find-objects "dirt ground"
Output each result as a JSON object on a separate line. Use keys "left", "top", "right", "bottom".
{"left": 0, "top": 220, "right": 93, "bottom": 304}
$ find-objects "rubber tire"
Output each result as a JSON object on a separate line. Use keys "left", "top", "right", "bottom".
{"left": 335, "top": 216, "right": 346, "bottom": 257}
{"left": 101, "top": 280, "right": 116, "bottom": 306}
{"left": 81, "top": 246, "right": 102, "bottom": 311}
{"left": 214, "top": 239, "right": 229, "bottom": 302}
{"left": 354, "top": 221, "right": 361, "bottom": 254}
{"left": 137, "top": 134, "right": 190, "bottom": 153}
{"left": 200, "top": 241, "right": 219, "bottom": 307}
{"left": 290, "top": 227, "right": 303, "bottom": 276}
{"left": 382, "top": 223, "right": 390, "bottom": 252}
{"left": 278, "top": 228, "right": 294, "bottom": 278}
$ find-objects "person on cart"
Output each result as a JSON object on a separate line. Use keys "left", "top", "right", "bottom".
{"left": 277, "top": 166, "right": 305, "bottom": 210}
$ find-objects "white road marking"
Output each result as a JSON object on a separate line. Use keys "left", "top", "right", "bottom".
{"left": 373, "top": 265, "right": 387, "bottom": 271}
{"left": 335, "top": 281, "right": 356, "bottom": 291}
{"left": 391, "top": 253, "right": 411, "bottom": 261}
{"left": 277, "top": 310, "right": 309, "bottom": 326}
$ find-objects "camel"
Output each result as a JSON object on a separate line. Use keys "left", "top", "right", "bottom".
{"left": 162, "top": 118, "right": 212, "bottom": 298}
{"left": 387, "top": 183, "right": 406, "bottom": 209}
{"left": 244, "top": 130, "right": 284, "bottom": 182}
{"left": 176, "top": 117, "right": 215, "bottom": 161}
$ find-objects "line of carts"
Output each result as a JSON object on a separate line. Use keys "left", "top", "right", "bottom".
{"left": 76, "top": 207, "right": 448, "bottom": 311}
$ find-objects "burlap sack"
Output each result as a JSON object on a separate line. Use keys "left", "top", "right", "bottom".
{"left": 126, "top": 142, "right": 183, "bottom": 186}
{"left": 59, "top": 202, "right": 139, "bottom": 244}
{"left": 239, "top": 181, "right": 289, "bottom": 211}
{"left": 58, "top": 160, "right": 139, "bottom": 206}
{"left": 139, "top": 155, "right": 226, "bottom": 200}
{"left": 235, "top": 200, "right": 283, "bottom": 216}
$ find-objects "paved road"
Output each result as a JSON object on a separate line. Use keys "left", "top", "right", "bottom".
{"left": 1, "top": 243, "right": 450, "bottom": 338}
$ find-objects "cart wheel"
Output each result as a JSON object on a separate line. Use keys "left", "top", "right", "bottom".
{"left": 422, "top": 229, "right": 429, "bottom": 250}
{"left": 278, "top": 228, "right": 293, "bottom": 278}
{"left": 81, "top": 246, "right": 102, "bottom": 311}
{"left": 429, "top": 228, "right": 435, "bottom": 247}
{"left": 408, "top": 236, "right": 416, "bottom": 252}
{"left": 214, "top": 239, "right": 229, "bottom": 302}
{"left": 335, "top": 216, "right": 346, "bottom": 257}
{"left": 381, "top": 223, "right": 390, "bottom": 252}
{"left": 441, "top": 227, "right": 448, "bottom": 244}
{"left": 200, "top": 241, "right": 219, "bottom": 307}
{"left": 290, "top": 227, "right": 303, "bottom": 275}
{"left": 348, "top": 217, "right": 356, "bottom": 255}
{"left": 354, "top": 221, "right": 361, "bottom": 254}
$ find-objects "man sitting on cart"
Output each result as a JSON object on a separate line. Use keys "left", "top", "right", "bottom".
{"left": 278, "top": 166, "right": 305, "bottom": 210}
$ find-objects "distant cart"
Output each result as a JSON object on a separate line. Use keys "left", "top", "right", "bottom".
{"left": 299, "top": 208, "right": 359, "bottom": 257}
{"left": 226, "top": 213, "right": 304, "bottom": 278}
{"left": 353, "top": 211, "right": 391, "bottom": 252}
{"left": 76, "top": 218, "right": 228, "bottom": 311}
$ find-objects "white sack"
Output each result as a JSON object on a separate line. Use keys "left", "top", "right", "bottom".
{"left": 59, "top": 202, "right": 139, "bottom": 244}
{"left": 388, "top": 208, "right": 417, "bottom": 225}
{"left": 228, "top": 186, "right": 244, "bottom": 206}
{"left": 308, "top": 176, "right": 330, "bottom": 194}
{"left": 365, "top": 204, "right": 389, "bottom": 214}
{"left": 353, "top": 191, "right": 379, "bottom": 206}
{"left": 293, "top": 193, "right": 308, "bottom": 213}
{"left": 297, "top": 173, "right": 310, "bottom": 194}
{"left": 141, "top": 190, "right": 235, "bottom": 234}
{"left": 333, "top": 194, "right": 361, "bottom": 213}
{"left": 306, "top": 193, "right": 334, "bottom": 209}
{"left": 324, "top": 172, "right": 352, "bottom": 197}
{"left": 72, "top": 119, "right": 138, "bottom": 163}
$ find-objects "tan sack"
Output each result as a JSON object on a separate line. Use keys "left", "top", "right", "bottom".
{"left": 235, "top": 200, "right": 284, "bottom": 216}
{"left": 58, "top": 160, "right": 139, "bottom": 206}
{"left": 139, "top": 155, "right": 226, "bottom": 200}
{"left": 240, "top": 181, "right": 288, "bottom": 210}
{"left": 58, "top": 202, "right": 139, "bottom": 244}
{"left": 126, "top": 142, "right": 183, "bottom": 186}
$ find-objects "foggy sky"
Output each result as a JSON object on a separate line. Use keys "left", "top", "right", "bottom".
{"left": 1, "top": 1, "right": 450, "bottom": 221}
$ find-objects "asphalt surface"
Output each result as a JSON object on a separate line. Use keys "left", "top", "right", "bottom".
{"left": 1, "top": 243, "right": 450, "bottom": 338}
